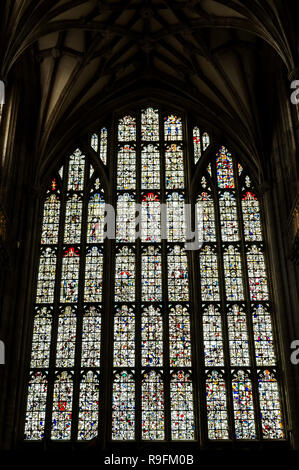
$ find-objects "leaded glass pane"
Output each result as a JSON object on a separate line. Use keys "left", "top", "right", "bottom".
{"left": 206, "top": 370, "right": 229, "bottom": 439}
{"left": 51, "top": 371, "right": 73, "bottom": 440}
{"left": 142, "top": 371, "right": 164, "bottom": 440}
{"left": 258, "top": 370, "right": 284, "bottom": 439}
{"left": 25, "top": 372, "right": 48, "bottom": 440}
{"left": 112, "top": 371, "right": 135, "bottom": 440}
{"left": 170, "top": 371, "right": 195, "bottom": 440}
{"left": 78, "top": 371, "right": 99, "bottom": 440}
{"left": 141, "top": 305, "right": 163, "bottom": 367}
{"left": 232, "top": 370, "right": 256, "bottom": 439}
{"left": 203, "top": 305, "right": 224, "bottom": 366}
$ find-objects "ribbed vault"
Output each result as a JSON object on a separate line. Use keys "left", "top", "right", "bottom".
{"left": 0, "top": 0, "right": 298, "bottom": 179}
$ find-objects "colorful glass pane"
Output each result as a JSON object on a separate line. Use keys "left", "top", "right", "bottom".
{"left": 142, "top": 371, "right": 164, "bottom": 440}
{"left": 64, "top": 194, "right": 82, "bottom": 244}
{"left": 60, "top": 247, "right": 79, "bottom": 303}
{"left": 81, "top": 306, "right": 101, "bottom": 368}
{"left": 252, "top": 304, "right": 276, "bottom": 366}
{"left": 242, "top": 192, "right": 262, "bottom": 241}
{"left": 55, "top": 306, "right": 76, "bottom": 368}
{"left": 216, "top": 146, "right": 234, "bottom": 188}
{"left": 112, "top": 371, "right": 135, "bottom": 440}
{"left": 165, "top": 144, "right": 184, "bottom": 189}
{"left": 141, "top": 108, "right": 159, "bottom": 141}
{"left": 87, "top": 192, "right": 105, "bottom": 243}
{"left": 219, "top": 192, "right": 239, "bottom": 241}
{"left": 203, "top": 305, "right": 224, "bottom": 366}
{"left": 206, "top": 370, "right": 229, "bottom": 439}
{"left": 116, "top": 193, "right": 136, "bottom": 242}
{"left": 142, "top": 246, "right": 162, "bottom": 301}
{"left": 117, "top": 145, "right": 136, "bottom": 190}
{"left": 99, "top": 127, "right": 107, "bottom": 165}
{"left": 84, "top": 246, "right": 103, "bottom": 302}
{"left": 51, "top": 371, "right": 73, "bottom": 440}
{"left": 167, "top": 192, "right": 185, "bottom": 242}
{"left": 36, "top": 247, "right": 56, "bottom": 304}
{"left": 118, "top": 115, "right": 136, "bottom": 141}
{"left": 200, "top": 245, "right": 220, "bottom": 301}
{"left": 30, "top": 307, "right": 52, "bottom": 368}
{"left": 169, "top": 305, "right": 192, "bottom": 367}
{"left": 193, "top": 127, "right": 201, "bottom": 164}
{"left": 223, "top": 245, "right": 244, "bottom": 301}
{"left": 168, "top": 245, "right": 188, "bottom": 301}
{"left": 232, "top": 370, "right": 256, "bottom": 439}
{"left": 170, "top": 371, "right": 195, "bottom": 440}
{"left": 141, "top": 305, "right": 163, "bottom": 367}
{"left": 141, "top": 144, "right": 160, "bottom": 189}
{"left": 115, "top": 246, "right": 135, "bottom": 302}
{"left": 258, "top": 370, "right": 284, "bottom": 439}
{"left": 78, "top": 371, "right": 99, "bottom": 440}
{"left": 24, "top": 372, "right": 48, "bottom": 440}
{"left": 113, "top": 305, "right": 135, "bottom": 367}
{"left": 67, "top": 149, "right": 85, "bottom": 191}
{"left": 227, "top": 305, "right": 249, "bottom": 366}
{"left": 41, "top": 194, "right": 60, "bottom": 244}
{"left": 246, "top": 245, "right": 269, "bottom": 301}
{"left": 164, "top": 115, "right": 182, "bottom": 141}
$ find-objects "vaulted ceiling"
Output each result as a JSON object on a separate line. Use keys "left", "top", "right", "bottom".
{"left": 0, "top": 0, "right": 298, "bottom": 177}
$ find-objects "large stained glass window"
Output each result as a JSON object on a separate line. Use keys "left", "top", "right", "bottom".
{"left": 24, "top": 107, "right": 285, "bottom": 446}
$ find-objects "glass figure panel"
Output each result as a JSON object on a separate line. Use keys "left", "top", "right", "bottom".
{"left": 203, "top": 305, "right": 224, "bottom": 366}
{"left": 219, "top": 192, "right": 239, "bottom": 241}
{"left": 164, "top": 115, "right": 182, "bottom": 141}
{"left": 81, "top": 306, "right": 102, "bottom": 368}
{"left": 258, "top": 370, "right": 284, "bottom": 439}
{"left": 116, "top": 193, "right": 136, "bottom": 242}
{"left": 115, "top": 246, "right": 135, "bottom": 302}
{"left": 117, "top": 145, "right": 136, "bottom": 190}
{"left": 91, "top": 133, "right": 98, "bottom": 152}
{"left": 113, "top": 305, "right": 135, "bottom": 367}
{"left": 141, "top": 305, "right": 163, "bottom": 367}
{"left": 99, "top": 127, "right": 108, "bottom": 165}
{"left": 36, "top": 247, "right": 57, "bottom": 304}
{"left": 216, "top": 146, "right": 234, "bottom": 188}
{"left": 30, "top": 307, "right": 52, "bottom": 368}
{"left": 193, "top": 127, "right": 201, "bottom": 164}
{"left": 206, "top": 370, "right": 229, "bottom": 439}
{"left": 118, "top": 116, "right": 136, "bottom": 142}
{"left": 142, "top": 371, "right": 164, "bottom": 440}
{"left": 227, "top": 305, "right": 250, "bottom": 366}
{"left": 60, "top": 247, "right": 80, "bottom": 303}
{"left": 170, "top": 370, "right": 195, "bottom": 440}
{"left": 200, "top": 245, "right": 220, "bottom": 301}
{"left": 165, "top": 144, "right": 184, "bottom": 189}
{"left": 78, "top": 371, "right": 99, "bottom": 440}
{"left": 112, "top": 371, "right": 135, "bottom": 440}
{"left": 232, "top": 370, "right": 256, "bottom": 439}
{"left": 252, "top": 304, "right": 276, "bottom": 366}
{"left": 242, "top": 192, "right": 262, "bottom": 241}
{"left": 87, "top": 192, "right": 105, "bottom": 243}
{"left": 84, "top": 246, "right": 103, "bottom": 302}
{"left": 197, "top": 192, "right": 216, "bottom": 242}
{"left": 202, "top": 132, "right": 210, "bottom": 151}
{"left": 141, "top": 108, "right": 159, "bottom": 141}
{"left": 169, "top": 305, "right": 192, "bottom": 367}
{"left": 223, "top": 245, "right": 244, "bottom": 301}
{"left": 41, "top": 194, "right": 60, "bottom": 245}
{"left": 51, "top": 371, "right": 73, "bottom": 440}
{"left": 67, "top": 149, "right": 85, "bottom": 191}
{"left": 141, "top": 193, "right": 161, "bottom": 242}
{"left": 167, "top": 192, "right": 185, "bottom": 242}
{"left": 246, "top": 245, "right": 269, "bottom": 301}
{"left": 24, "top": 372, "right": 48, "bottom": 440}
{"left": 64, "top": 194, "right": 83, "bottom": 244}
{"left": 141, "top": 144, "right": 160, "bottom": 189}
{"left": 55, "top": 306, "right": 77, "bottom": 368}
{"left": 142, "top": 246, "right": 162, "bottom": 302}
{"left": 168, "top": 245, "right": 188, "bottom": 301}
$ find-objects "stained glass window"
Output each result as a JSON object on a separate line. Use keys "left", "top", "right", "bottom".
{"left": 25, "top": 107, "right": 284, "bottom": 447}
